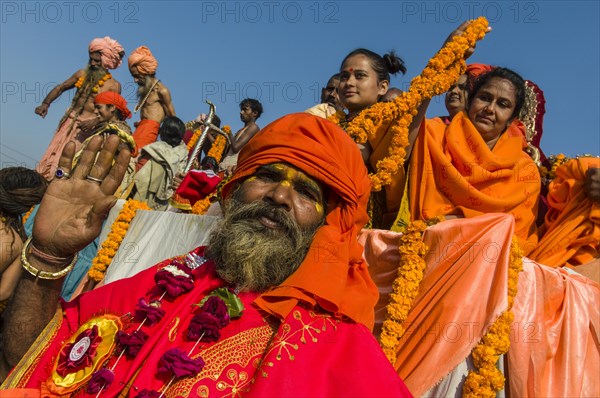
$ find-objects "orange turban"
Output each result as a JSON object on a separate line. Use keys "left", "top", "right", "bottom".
{"left": 88, "top": 36, "right": 124, "bottom": 70}
{"left": 94, "top": 91, "right": 132, "bottom": 120}
{"left": 222, "top": 113, "right": 379, "bottom": 330}
{"left": 466, "top": 63, "right": 494, "bottom": 78}
{"left": 128, "top": 46, "right": 158, "bottom": 75}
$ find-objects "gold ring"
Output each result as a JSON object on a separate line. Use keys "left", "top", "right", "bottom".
{"left": 86, "top": 175, "right": 104, "bottom": 184}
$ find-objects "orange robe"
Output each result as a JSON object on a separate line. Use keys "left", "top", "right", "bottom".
{"left": 529, "top": 157, "right": 600, "bottom": 267}
{"left": 409, "top": 112, "right": 540, "bottom": 255}
{"left": 132, "top": 119, "right": 160, "bottom": 151}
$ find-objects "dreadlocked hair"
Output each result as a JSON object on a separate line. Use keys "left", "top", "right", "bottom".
{"left": 0, "top": 167, "right": 48, "bottom": 240}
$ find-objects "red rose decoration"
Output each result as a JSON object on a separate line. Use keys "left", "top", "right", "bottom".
{"left": 56, "top": 325, "right": 103, "bottom": 377}
{"left": 87, "top": 368, "right": 115, "bottom": 394}
{"left": 116, "top": 329, "right": 148, "bottom": 358}
{"left": 157, "top": 348, "right": 204, "bottom": 379}
{"left": 134, "top": 298, "right": 165, "bottom": 326}
{"left": 154, "top": 264, "right": 194, "bottom": 298}
{"left": 187, "top": 312, "right": 221, "bottom": 342}
{"left": 201, "top": 296, "right": 230, "bottom": 327}
{"left": 135, "top": 389, "right": 161, "bottom": 398}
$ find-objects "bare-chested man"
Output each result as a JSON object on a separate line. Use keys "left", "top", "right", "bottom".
{"left": 128, "top": 46, "right": 176, "bottom": 153}
{"left": 34, "top": 37, "right": 125, "bottom": 180}
{"left": 219, "top": 98, "right": 263, "bottom": 172}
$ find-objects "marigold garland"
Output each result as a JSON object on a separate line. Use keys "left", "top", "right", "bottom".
{"left": 191, "top": 173, "right": 233, "bottom": 216}
{"left": 206, "top": 126, "right": 230, "bottom": 163}
{"left": 547, "top": 153, "right": 568, "bottom": 180}
{"left": 330, "top": 18, "right": 489, "bottom": 191}
{"left": 462, "top": 236, "right": 524, "bottom": 397}
{"left": 87, "top": 199, "right": 151, "bottom": 282}
{"left": 187, "top": 126, "right": 231, "bottom": 162}
{"left": 75, "top": 72, "right": 112, "bottom": 93}
{"left": 186, "top": 129, "right": 201, "bottom": 152}
{"left": 378, "top": 219, "right": 431, "bottom": 363}
{"left": 21, "top": 206, "right": 34, "bottom": 226}
{"left": 191, "top": 193, "right": 215, "bottom": 215}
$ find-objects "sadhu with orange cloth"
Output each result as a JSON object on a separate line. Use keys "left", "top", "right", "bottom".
{"left": 405, "top": 67, "right": 541, "bottom": 254}
{"left": 0, "top": 114, "right": 411, "bottom": 396}
{"left": 128, "top": 46, "right": 176, "bottom": 152}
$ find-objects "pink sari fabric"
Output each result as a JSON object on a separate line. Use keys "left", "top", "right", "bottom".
{"left": 37, "top": 112, "right": 93, "bottom": 180}
{"left": 360, "top": 213, "right": 512, "bottom": 395}
{"left": 509, "top": 259, "right": 599, "bottom": 397}
{"left": 360, "top": 213, "right": 599, "bottom": 397}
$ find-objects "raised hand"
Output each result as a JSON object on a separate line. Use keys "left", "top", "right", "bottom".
{"left": 443, "top": 20, "right": 492, "bottom": 59}
{"left": 32, "top": 135, "right": 131, "bottom": 258}
{"left": 34, "top": 103, "right": 49, "bottom": 118}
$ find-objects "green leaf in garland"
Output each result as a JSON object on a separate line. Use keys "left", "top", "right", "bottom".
{"left": 198, "top": 288, "right": 245, "bottom": 319}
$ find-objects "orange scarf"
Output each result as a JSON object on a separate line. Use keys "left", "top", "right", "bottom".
{"left": 530, "top": 157, "right": 600, "bottom": 267}
{"left": 222, "top": 113, "right": 379, "bottom": 330}
{"left": 409, "top": 112, "right": 540, "bottom": 254}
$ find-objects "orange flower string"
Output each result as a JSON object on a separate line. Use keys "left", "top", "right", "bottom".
{"left": 379, "top": 220, "right": 430, "bottom": 363}
{"left": 75, "top": 72, "right": 112, "bottom": 93}
{"left": 206, "top": 126, "right": 230, "bottom": 163}
{"left": 186, "top": 129, "right": 201, "bottom": 152}
{"left": 330, "top": 18, "right": 489, "bottom": 191}
{"left": 21, "top": 206, "right": 35, "bottom": 226}
{"left": 191, "top": 173, "right": 233, "bottom": 216}
{"left": 87, "top": 199, "right": 151, "bottom": 282}
{"left": 462, "top": 237, "right": 524, "bottom": 397}
{"left": 191, "top": 194, "right": 215, "bottom": 215}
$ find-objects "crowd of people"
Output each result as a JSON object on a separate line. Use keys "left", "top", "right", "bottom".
{"left": 0, "top": 19, "right": 598, "bottom": 397}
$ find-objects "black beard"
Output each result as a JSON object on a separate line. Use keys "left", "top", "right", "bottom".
{"left": 205, "top": 193, "right": 323, "bottom": 292}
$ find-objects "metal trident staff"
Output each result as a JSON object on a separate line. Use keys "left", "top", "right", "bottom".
{"left": 184, "top": 100, "right": 231, "bottom": 174}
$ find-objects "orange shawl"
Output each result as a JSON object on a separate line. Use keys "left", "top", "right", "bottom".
{"left": 221, "top": 113, "right": 379, "bottom": 329}
{"left": 409, "top": 112, "right": 540, "bottom": 254}
{"left": 530, "top": 157, "right": 600, "bottom": 267}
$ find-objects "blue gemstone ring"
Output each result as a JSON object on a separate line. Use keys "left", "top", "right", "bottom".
{"left": 55, "top": 168, "right": 70, "bottom": 179}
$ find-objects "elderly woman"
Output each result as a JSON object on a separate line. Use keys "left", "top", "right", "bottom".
{"left": 408, "top": 67, "right": 540, "bottom": 254}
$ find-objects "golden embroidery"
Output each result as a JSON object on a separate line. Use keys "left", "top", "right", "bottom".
{"left": 196, "top": 385, "right": 209, "bottom": 397}
{"left": 216, "top": 369, "right": 250, "bottom": 398}
{"left": 165, "top": 325, "right": 273, "bottom": 398}
{"left": 255, "top": 309, "right": 339, "bottom": 381}
{"left": 168, "top": 317, "right": 180, "bottom": 342}
{"left": 0, "top": 308, "right": 63, "bottom": 389}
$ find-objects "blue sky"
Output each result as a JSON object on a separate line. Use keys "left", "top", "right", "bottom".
{"left": 1, "top": 0, "right": 598, "bottom": 168}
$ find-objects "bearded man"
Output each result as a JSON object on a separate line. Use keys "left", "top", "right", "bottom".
{"left": 128, "top": 46, "right": 176, "bottom": 152}
{"left": 35, "top": 37, "right": 125, "bottom": 180}
{"left": 0, "top": 113, "right": 411, "bottom": 396}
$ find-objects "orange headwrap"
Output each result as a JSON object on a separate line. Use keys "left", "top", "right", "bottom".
{"left": 221, "top": 113, "right": 379, "bottom": 329}
{"left": 128, "top": 46, "right": 158, "bottom": 75}
{"left": 94, "top": 91, "right": 132, "bottom": 120}
{"left": 88, "top": 36, "right": 124, "bottom": 70}
{"left": 466, "top": 63, "right": 494, "bottom": 78}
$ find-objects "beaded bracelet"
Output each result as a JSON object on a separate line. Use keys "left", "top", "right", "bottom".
{"left": 21, "top": 237, "right": 78, "bottom": 280}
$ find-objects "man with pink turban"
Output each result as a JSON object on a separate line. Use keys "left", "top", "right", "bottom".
{"left": 35, "top": 36, "right": 125, "bottom": 180}
{"left": 128, "top": 46, "right": 176, "bottom": 153}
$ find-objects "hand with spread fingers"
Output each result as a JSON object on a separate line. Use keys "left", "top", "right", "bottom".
{"left": 32, "top": 134, "right": 131, "bottom": 259}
